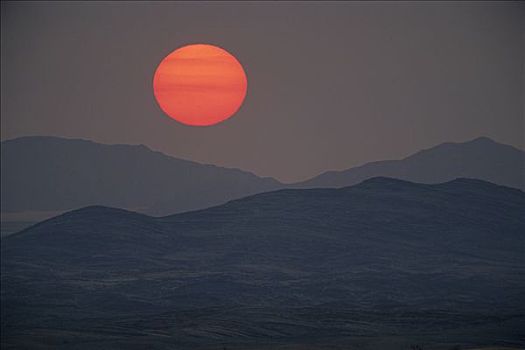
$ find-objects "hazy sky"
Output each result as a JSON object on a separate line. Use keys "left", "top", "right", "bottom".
{"left": 1, "top": 1, "right": 523, "bottom": 183}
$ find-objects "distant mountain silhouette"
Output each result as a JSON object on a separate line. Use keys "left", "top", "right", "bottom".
{"left": 295, "top": 137, "right": 525, "bottom": 190}
{"left": 1, "top": 136, "right": 281, "bottom": 216}
{"left": 2, "top": 136, "right": 523, "bottom": 220}
{"left": 2, "top": 178, "right": 524, "bottom": 349}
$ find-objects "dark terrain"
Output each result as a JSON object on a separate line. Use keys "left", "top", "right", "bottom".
{"left": 2, "top": 136, "right": 524, "bottom": 220}
{"left": 1, "top": 178, "right": 524, "bottom": 349}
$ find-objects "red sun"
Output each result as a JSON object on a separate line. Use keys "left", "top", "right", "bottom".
{"left": 153, "top": 44, "right": 248, "bottom": 126}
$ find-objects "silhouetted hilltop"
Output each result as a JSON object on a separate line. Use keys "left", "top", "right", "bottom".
{"left": 295, "top": 137, "right": 525, "bottom": 190}
{"left": 2, "top": 178, "right": 524, "bottom": 348}
{"left": 1, "top": 136, "right": 281, "bottom": 216}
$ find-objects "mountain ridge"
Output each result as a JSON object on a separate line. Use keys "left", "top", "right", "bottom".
{"left": 7, "top": 176, "right": 524, "bottom": 241}
{"left": 1, "top": 135, "right": 278, "bottom": 181}
{"left": 294, "top": 136, "right": 525, "bottom": 190}
{"left": 1, "top": 136, "right": 282, "bottom": 216}
{"left": 2, "top": 135, "right": 524, "bottom": 220}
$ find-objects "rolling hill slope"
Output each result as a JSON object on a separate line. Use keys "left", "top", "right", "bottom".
{"left": 2, "top": 178, "right": 524, "bottom": 349}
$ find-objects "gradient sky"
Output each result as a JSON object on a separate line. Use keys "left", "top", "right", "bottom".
{"left": 1, "top": 1, "right": 523, "bottom": 183}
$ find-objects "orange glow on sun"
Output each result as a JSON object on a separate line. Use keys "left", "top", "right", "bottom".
{"left": 153, "top": 44, "right": 247, "bottom": 126}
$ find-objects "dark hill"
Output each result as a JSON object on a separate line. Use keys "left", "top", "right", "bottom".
{"left": 2, "top": 178, "right": 524, "bottom": 349}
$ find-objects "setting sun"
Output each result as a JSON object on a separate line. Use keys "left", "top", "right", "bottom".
{"left": 153, "top": 44, "right": 247, "bottom": 126}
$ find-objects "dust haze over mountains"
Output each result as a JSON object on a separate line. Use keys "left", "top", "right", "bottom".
{"left": 1, "top": 2, "right": 523, "bottom": 182}
{"left": 1, "top": 2, "right": 524, "bottom": 349}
